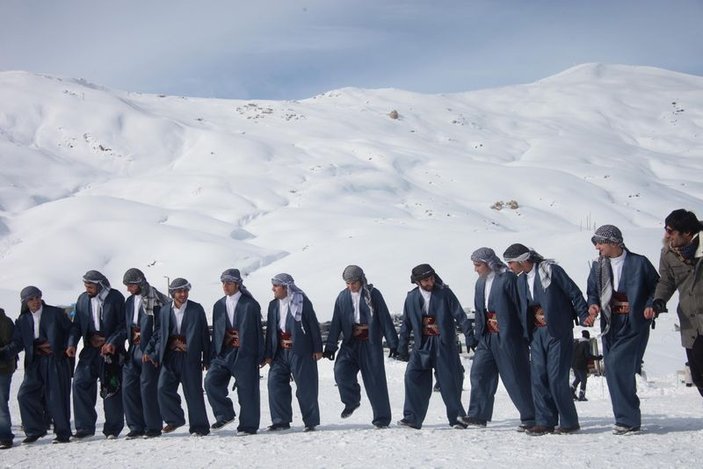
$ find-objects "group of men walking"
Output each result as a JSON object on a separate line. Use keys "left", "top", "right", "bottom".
{"left": 0, "top": 208, "right": 701, "bottom": 449}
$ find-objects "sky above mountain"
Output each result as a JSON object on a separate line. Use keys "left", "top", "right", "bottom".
{"left": 1, "top": 0, "right": 702, "bottom": 99}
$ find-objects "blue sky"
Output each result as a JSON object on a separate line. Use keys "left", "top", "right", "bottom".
{"left": 1, "top": 0, "right": 702, "bottom": 99}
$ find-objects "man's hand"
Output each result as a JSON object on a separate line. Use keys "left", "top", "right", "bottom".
{"left": 322, "top": 348, "right": 335, "bottom": 361}
{"left": 643, "top": 307, "right": 656, "bottom": 320}
{"left": 260, "top": 357, "right": 272, "bottom": 368}
{"left": 101, "top": 343, "right": 116, "bottom": 356}
{"left": 583, "top": 305, "right": 600, "bottom": 327}
{"left": 653, "top": 299, "right": 668, "bottom": 317}
{"left": 313, "top": 352, "right": 323, "bottom": 361}
{"left": 89, "top": 334, "right": 106, "bottom": 349}
{"left": 65, "top": 346, "right": 76, "bottom": 358}
{"left": 142, "top": 354, "right": 158, "bottom": 367}
{"left": 37, "top": 341, "right": 53, "bottom": 355}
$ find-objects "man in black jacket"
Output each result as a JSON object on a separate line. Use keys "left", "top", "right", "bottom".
{"left": 571, "top": 330, "right": 600, "bottom": 401}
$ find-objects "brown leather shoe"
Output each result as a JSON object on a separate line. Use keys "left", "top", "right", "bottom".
{"left": 526, "top": 425, "right": 555, "bottom": 436}
{"left": 162, "top": 424, "right": 182, "bottom": 433}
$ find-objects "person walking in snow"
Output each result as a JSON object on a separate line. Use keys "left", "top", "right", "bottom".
{"left": 144, "top": 278, "right": 211, "bottom": 436}
{"left": 571, "top": 330, "right": 600, "bottom": 401}
{"left": 464, "top": 249, "right": 535, "bottom": 431}
{"left": 503, "top": 244, "right": 590, "bottom": 435}
{"left": 120, "top": 268, "right": 168, "bottom": 439}
{"left": 652, "top": 209, "right": 703, "bottom": 400}
{"left": 67, "top": 270, "right": 126, "bottom": 440}
{"left": 397, "top": 263, "right": 472, "bottom": 430}
{"left": 205, "top": 269, "right": 264, "bottom": 435}
{"left": 323, "top": 265, "right": 399, "bottom": 428}
{"left": 263, "top": 273, "right": 322, "bottom": 432}
{"left": 586, "top": 225, "right": 658, "bottom": 435}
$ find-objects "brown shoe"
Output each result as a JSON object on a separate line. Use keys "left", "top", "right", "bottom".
{"left": 555, "top": 425, "right": 581, "bottom": 434}
{"left": 162, "top": 424, "right": 182, "bottom": 433}
{"left": 526, "top": 425, "right": 554, "bottom": 436}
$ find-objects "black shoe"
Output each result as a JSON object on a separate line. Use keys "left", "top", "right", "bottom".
{"left": 577, "top": 396, "right": 588, "bottom": 402}
{"left": 105, "top": 434, "right": 119, "bottom": 440}
{"left": 143, "top": 430, "right": 161, "bottom": 439}
{"left": 52, "top": 436, "right": 71, "bottom": 444}
{"left": 341, "top": 403, "right": 360, "bottom": 419}
{"left": 526, "top": 425, "right": 555, "bottom": 436}
{"left": 373, "top": 424, "right": 389, "bottom": 429}
{"left": 235, "top": 429, "right": 256, "bottom": 436}
{"left": 72, "top": 431, "right": 94, "bottom": 440}
{"left": 303, "top": 426, "right": 316, "bottom": 432}
{"left": 267, "top": 423, "right": 291, "bottom": 432}
{"left": 0, "top": 440, "right": 12, "bottom": 449}
{"left": 22, "top": 433, "right": 46, "bottom": 444}
{"left": 211, "top": 418, "right": 235, "bottom": 430}
{"left": 555, "top": 425, "right": 581, "bottom": 434}
{"left": 516, "top": 424, "right": 531, "bottom": 432}
{"left": 190, "top": 431, "right": 207, "bottom": 437}
{"left": 461, "top": 416, "right": 487, "bottom": 428}
{"left": 125, "top": 430, "right": 144, "bottom": 440}
{"left": 451, "top": 421, "right": 468, "bottom": 429}
{"left": 397, "top": 419, "right": 420, "bottom": 430}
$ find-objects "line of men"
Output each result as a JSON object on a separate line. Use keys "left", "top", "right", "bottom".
{"left": 0, "top": 208, "right": 701, "bottom": 449}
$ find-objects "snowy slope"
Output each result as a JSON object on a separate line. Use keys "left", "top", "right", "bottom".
{"left": 0, "top": 64, "right": 702, "bottom": 468}
{"left": 1, "top": 64, "right": 701, "bottom": 319}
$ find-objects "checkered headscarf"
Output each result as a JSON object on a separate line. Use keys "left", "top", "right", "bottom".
{"left": 591, "top": 225, "right": 625, "bottom": 248}
{"left": 470, "top": 247, "right": 507, "bottom": 273}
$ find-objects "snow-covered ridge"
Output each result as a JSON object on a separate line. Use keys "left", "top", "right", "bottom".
{"left": 0, "top": 64, "right": 701, "bottom": 329}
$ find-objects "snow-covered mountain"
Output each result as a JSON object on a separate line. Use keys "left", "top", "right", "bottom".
{"left": 1, "top": 63, "right": 701, "bottom": 326}
{"left": 1, "top": 63, "right": 702, "bottom": 468}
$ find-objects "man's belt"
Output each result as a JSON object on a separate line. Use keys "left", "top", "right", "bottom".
{"left": 88, "top": 332, "right": 106, "bottom": 348}
{"left": 486, "top": 312, "right": 500, "bottom": 333}
{"left": 225, "top": 328, "right": 241, "bottom": 348}
{"left": 168, "top": 335, "right": 187, "bottom": 352}
{"left": 611, "top": 292, "right": 630, "bottom": 315}
{"left": 33, "top": 338, "right": 52, "bottom": 356}
{"left": 278, "top": 331, "right": 293, "bottom": 350}
{"left": 352, "top": 324, "right": 369, "bottom": 341}
{"left": 529, "top": 305, "right": 547, "bottom": 328}
{"left": 131, "top": 326, "right": 142, "bottom": 345}
{"left": 422, "top": 316, "right": 440, "bottom": 336}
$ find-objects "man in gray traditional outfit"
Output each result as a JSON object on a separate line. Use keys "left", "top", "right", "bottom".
{"left": 397, "top": 263, "right": 472, "bottom": 429}
{"left": 464, "top": 248, "right": 535, "bottom": 430}
{"left": 586, "top": 225, "right": 658, "bottom": 435}
{"left": 120, "top": 268, "right": 168, "bottom": 439}
{"left": 503, "top": 244, "right": 590, "bottom": 435}
{"left": 323, "top": 265, "right": 399, "bottom": 428}
{"left": 205, "top": 269, "right": 264, "bottom": 435}
{"left": 1, "top": 288, "right": 73, "bottom": 445}
{"left": 263, "top": 273, "right": 322, "bottom": 432}
{"left": 144, "top": 278, "right": 211, "bottom": 436}
{"left": 67, "top": 270, "right": 126, "bottom": 439}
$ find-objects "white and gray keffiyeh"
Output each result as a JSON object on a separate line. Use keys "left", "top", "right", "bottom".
{"left": 470, "top": 247, "right": 508, "bottom": 273}
{"left": 503, "top": 249, "right": 556, "bottom": 289}
{"left": 272, "top": 273, "right": 305, "bottom": 322}
{"left": 342, "top": 265, "right": 375, "bottom": 317}
{"left": 83, "top": 270, "right": 111, "bottom": 290}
